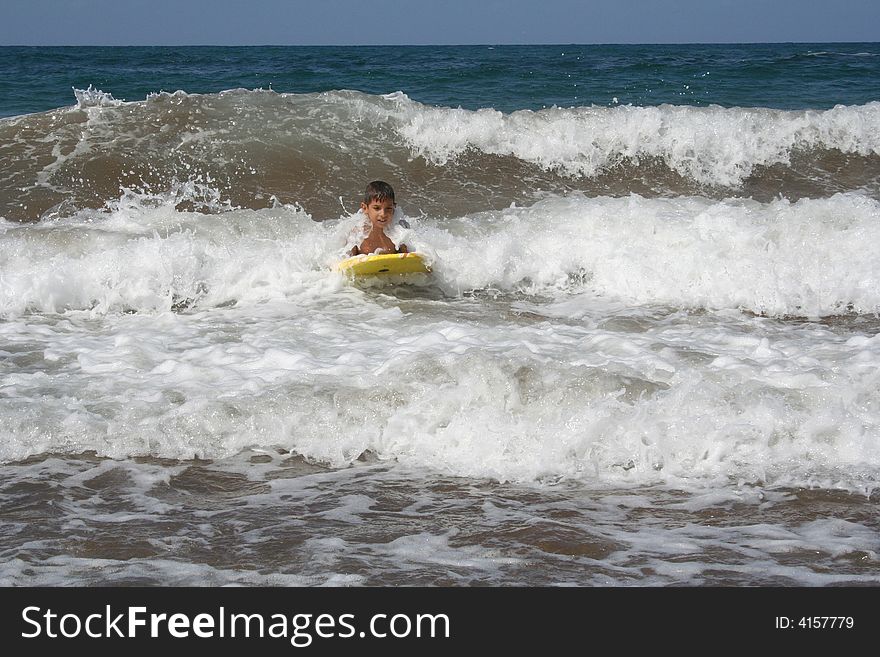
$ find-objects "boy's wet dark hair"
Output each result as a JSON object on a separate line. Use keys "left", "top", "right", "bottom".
{"left": 363, "top": 180, "right": 395, "bottom": 204}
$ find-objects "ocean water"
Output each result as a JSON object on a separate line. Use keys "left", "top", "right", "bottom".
{"left": 1, "top": 44, "right": 880, "bottom": 587}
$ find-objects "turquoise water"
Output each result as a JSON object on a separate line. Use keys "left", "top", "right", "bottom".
{"left": 2, "top": 43, "right": 879, "bottom": 118}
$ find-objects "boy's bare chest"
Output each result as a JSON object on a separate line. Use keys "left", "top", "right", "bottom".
{"left": 360, "top": 230, "right": 397, "bottom": 254}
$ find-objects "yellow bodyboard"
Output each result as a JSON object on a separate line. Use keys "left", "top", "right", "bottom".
{"left": 335, "top": 252, "right": 431, "bottom": 277}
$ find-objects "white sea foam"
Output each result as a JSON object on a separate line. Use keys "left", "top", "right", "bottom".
{"left": 0, "top": 188, "right": 348, "bottom": 316}
{"left": 3, "top": 189, "right": 879, "bottom": 318}
{"left": 2, "top": 189, "right": 879, "bottom": 491}
{"left": 423, "top": 192, "right": 880, "bottom": 317}
{"left": 73, "top": 85, "right": 124, "bottom": 109}
{"left": 390, "top": 96, "right": 880, "bottom": 186}
{"left": 2, "top": 279, "right": 879, "bottom": 492}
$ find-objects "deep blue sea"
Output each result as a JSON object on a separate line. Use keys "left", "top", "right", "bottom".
{"left": 1, "top": 44, "right": 879, "bottom": 590}
{"left": 2, "top": 43, "right": 880, "bottom": 118}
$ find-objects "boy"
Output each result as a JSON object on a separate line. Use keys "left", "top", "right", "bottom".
{"left": 349, "top": 181, "right": 409, "bottom": 256}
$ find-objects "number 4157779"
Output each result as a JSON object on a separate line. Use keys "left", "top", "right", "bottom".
{"left": 775, "top": 617, "right": 854, "bottom": 629}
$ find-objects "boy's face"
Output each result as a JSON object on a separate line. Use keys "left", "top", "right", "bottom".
{"left": 361, "top": 197, "right": 395, "bottom": 230}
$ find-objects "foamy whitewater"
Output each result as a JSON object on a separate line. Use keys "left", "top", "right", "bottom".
{"left": 1, "top": 44, "right": 879, "bottom": 586}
